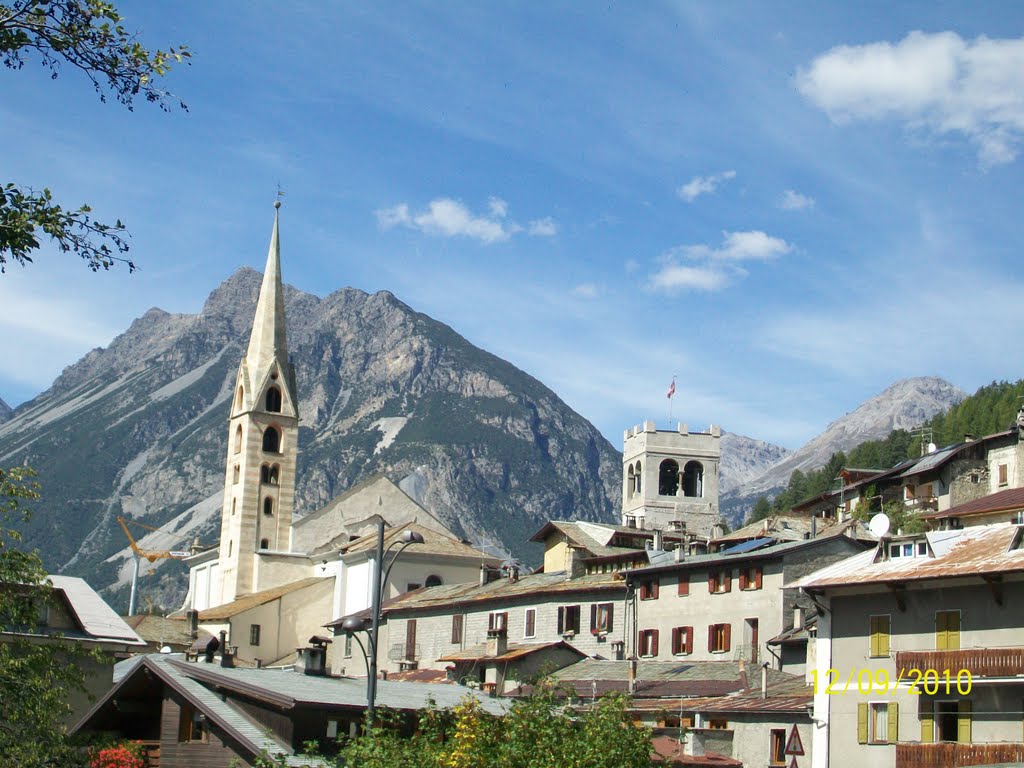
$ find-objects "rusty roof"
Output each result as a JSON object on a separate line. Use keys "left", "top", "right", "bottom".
{"left": 789, "top": 522, "right": 1024, "bottom": 590}
{"left": 199, "top": 577, "right": 332, "bottom": 620}
{"left": 384, "top": 668, "right": 451, "bottom": 684}
{"left": 924, "top": 487, "right": 1024, "bottom": 521}
{"left": 439, "top": 640, "right": 585, "bottom": 663}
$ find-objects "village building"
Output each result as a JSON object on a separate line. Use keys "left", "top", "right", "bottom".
{"left": 790, "top": 522, "right": 1024, "bottom": 768}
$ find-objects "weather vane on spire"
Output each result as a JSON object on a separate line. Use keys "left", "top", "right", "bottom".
{"left": 275, "top": 183, "right": 285, "bottom": 209}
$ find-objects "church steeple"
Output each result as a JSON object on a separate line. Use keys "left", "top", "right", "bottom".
{"left": 214, "top": 202, "right": 301, "bottom": 605}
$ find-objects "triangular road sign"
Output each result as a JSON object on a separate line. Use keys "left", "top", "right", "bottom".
{"left": 785, "top": 724, "right": 805, "bottom": 755}
{"left": 788, "top": 757, "right": 799, "bottom": 768}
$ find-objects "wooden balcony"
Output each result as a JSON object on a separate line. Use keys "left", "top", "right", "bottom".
{"left": 138, "top": 741, "right": 161, "bottom": 768}
{"left": 896, "top": 742, "right": 1024, "bottom": 768}
{"left": 896, "top": 647, "right": 1024, "bottom": 678}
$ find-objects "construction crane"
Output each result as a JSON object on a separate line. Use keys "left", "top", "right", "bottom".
{"left": 117, "top": 516, "right": 192, "bottom": 616}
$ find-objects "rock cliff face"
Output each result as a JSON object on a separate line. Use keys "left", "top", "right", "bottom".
{"left": 718, "top": 431, "right": 791, "bottom": 495}
{"left": 0, "top": 269, "right": 621, "bottom": 608}
{"left": 721, "top": 376, "right": 965, "bottom": 522}
{"left": 0, "top": 397, "right": 10, "bottom": 424}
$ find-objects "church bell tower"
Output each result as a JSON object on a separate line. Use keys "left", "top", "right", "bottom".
{"left": 216, "top": 201, "right": 300, "bottom": 604}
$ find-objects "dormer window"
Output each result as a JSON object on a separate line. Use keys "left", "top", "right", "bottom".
{"left": 265, "top": 386, "right": 282, "bottom": 413}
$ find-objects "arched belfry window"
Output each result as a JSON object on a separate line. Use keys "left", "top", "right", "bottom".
{"left": 626, "top": 465, "right": 635, "bottom": 498}
{"left": 658, "top": 459, "right": 680, "bottom": 496}
{"left": 262, "top": 426, "right": 280, "bottom": 453}
{"left": 236, "top": 386, "right": 244, "bottom": 411}
{"left": 635, "top": 461, "right": 641, "bottom": 494}
{"left": 234, "top": 425, "right": 243, "bottom": 454}
{"left": 425, "top": 574, "right": 443, "bottom": 588}
{"left": 259, "top": 538, "right": 269, "bottom": 550}
{"left": 683, "top": 461, "right": 704, "bottom": 498}
{"left": 263, "top": 497, "right": 274, "bottom": 516}
{"left": 265, "top": 386, "right": 282, "bottom": 413}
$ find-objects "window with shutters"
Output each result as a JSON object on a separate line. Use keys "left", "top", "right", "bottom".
{"left": 869, "top": 614, "right": 891, "bottom": 657}
{"left": 488, "top": 611, "right": 508, "bottom": 633}
{"left": 524, "top": 608, "right": 536, "bottom": 638}
{"left": 769, "top": 729, "right": 786, "bottom": 766}
{"left": 558, "top": 605, "right": 581, "bottom": 635}
{"left": 249, "top": 624, "right": 261, "bottom": 646}
{"left": 178, "top": 703, "right": 208, "bottom": 743}
{"left": 858, "top": 702, "right": 897, "bottom": 744}
{"left": 591, "top": 603, "right": 614, "bottom": 634}
{"left": 930, "top": 700, "right": 971, "bottom": 743}
{"left": 708, "top": 569, "right": 732, "bottom": 594}
{"left": 405, "top": 619, "right": 417, "bottom": 660}
{"left": 639, "top": 629, "right": 659, "bottom": 657}
{"left": 999, "top": 463, "right": 1009, "bottom": 486}
{"left": 936, "top": 610, "right": 961, "bottom": 650}
{"left": 677, "top": 573, "right": 689, "bottom": 596}
{"left": 343, "top": 633, "right": 352, "bottom": 658}
{"left": 708, "top": 623, "right": 731, "bottom": 653}
{"left": 671, "top": 626, "right": 693, "bottom": 655}
{"left": 451, "top": 614, "right": 463, "bottom": 644}
{"left": 738, "top": 565, "right": 762, "bottom": 590}
{"left": 639, "top": 578, "right": 659, "bottom": 600}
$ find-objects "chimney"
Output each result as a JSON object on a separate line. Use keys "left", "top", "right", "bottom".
{"left": 652, "top": 528, "right": 664, "bottom": 552}
{"left": 380, "top": 670, "right": 388, "bottom": 681}
{"left": 218, "top": 630, "right": 234, "bottom": 668}
{"left": 761, "top": 662, "right": 769, "bottom": 699}
{"left": 479, "top": 564, "right": 488, "bottom": 587}
{"left": 810, "top": 515, "right": 817, "bottom": 539}
{"left": 295, "top": 636, "right": 331, "bottom": 676}
{"left": 793, "top": 605, "right": 803, "bottom": 629}
{"left": 628, "top": 656, "right": 637, "bottom": 694}
{"left": 187, "top": 609, "right": 199, "bottom": 640}
{"left": 674, "top": 543, "right": 685, "bottom": 563}
{"left": 565, "top": 547, "right": 585, "bottom": 580}
{"left": 486, "top": 626, "right": 508, "bottom": 658}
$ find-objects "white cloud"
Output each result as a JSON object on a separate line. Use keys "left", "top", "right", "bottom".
{"left": 375, "top": 197, "right": 556, "bottom": 244}
{"left": 779, "top": 189, "right": 815, "bottom": 210}
{"left": 571, "top": 282, "right": 600, "bottom": 299}
{"left": 528, "top": 217, "right": 558, "bottom": 237}
{"left": 677, "top": 170, "right": 736, "bottom": 202}
{"left": 797, "top": 31, "right": 1024, "bottom": 166}
{"left": 646, "top": 230, "right": 792, "bottom": 294}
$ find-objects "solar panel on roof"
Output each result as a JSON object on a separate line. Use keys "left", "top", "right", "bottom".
{"left": 720, "top": 537, "right": 775, "bottom": 555}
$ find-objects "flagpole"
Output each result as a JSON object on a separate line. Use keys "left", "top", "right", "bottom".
{"left": 667, "top": 374, "right": 676, "bottom": 427}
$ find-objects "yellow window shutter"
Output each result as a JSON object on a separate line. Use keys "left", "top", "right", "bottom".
{"left": 958, "top": 701, "right": 972, "bottom": 743}
{"left": 936, "top": 612, "right": 947, "bottom": 651}
{"left": 858, "top": 702, "right": 868, "bottom": 744}
{"left": 888, "top": 702, "right": 899, "bottom": 744}
{"left": 879, "top": 617, "right": 890, "bottom": 656}
{"left": 921, "top": 706, "right": 934, "bottom": 743}
{"left": 949, "top": 612, "right": 961, "bottom": 651}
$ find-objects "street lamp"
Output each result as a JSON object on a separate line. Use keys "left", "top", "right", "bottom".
{"left": 341, "top": 519, "right": 424, "bottom": 724}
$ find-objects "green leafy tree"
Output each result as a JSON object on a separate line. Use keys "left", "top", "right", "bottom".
{"left": 748, "top": 495, "right": 772, "bottom": 524}
{"left": 0, "top": 466, "right": 97, "bottom": 767}
{"left": 0, "top": 0, "right": 189, "bottom": 272}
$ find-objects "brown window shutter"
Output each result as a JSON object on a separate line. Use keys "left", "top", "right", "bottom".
{"left": 723, "top": 572, "right": 732, "bottom": 593}
{"left": 652, "top": 579, "right": 660, "bottom": 599}
{"left": 672, "top": 627, "right": 681, "bottom": 654}
{"left": 590, "top": 604, "right": 598, "bottom": 632}
{"left": 685, "top": 627, "right": 693, "bottom": 655}
{"left": 754, "top": 567, "right": 763, "bottom": 590}
{"left": 452, "top": 614, "right": 463, "bottom": 644}
{"left": 739, "top": 569, "right": 748, "bottom": 590}
{"left": 708, "top": 625, "right": 715, "bottom": 652}
{"left": 651, "top": 630, "right": 659, "bottom": 657}
{"left": 557, "top": 607, "right": 564, "bottom": 634}
{"left": 525, "top": 609, "right": 535, "bottom": 637}
{"left": 708, "top": 572, "right": 717, "bottom": 593}
{"left": 723, "top": 623, "right": 731, "bottom": 652}
{"left": 406, "top": 620, "right": 417, "bottom": 659}
{"left": 678, "top": 574, "right": 689, "bottom": 596}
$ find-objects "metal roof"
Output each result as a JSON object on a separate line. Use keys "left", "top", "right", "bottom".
{"left": 788, "top": 522, "right": 1024, "bottom": 590}
{"left": 719, "top": 537, "right": 775, "bottom": 554}
{"left": 199, "top": 577, "right": 331, "bottom": 620}
{"left": 438, "top": 640, "right": 585, "bottom": 663}
{"left": 48, "top": 575, "right": 146, "bottom": 645}
{"left": 924, "top": 487, "right": 1024, "bottom": 521}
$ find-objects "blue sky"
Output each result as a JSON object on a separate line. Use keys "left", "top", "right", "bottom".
{"left": 2, "top": 1, "right": 1024, "bottom": 450}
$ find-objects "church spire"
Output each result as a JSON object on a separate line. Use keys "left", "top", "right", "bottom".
{"left": 244, "top": 200, "right": 289, "bottom": 384}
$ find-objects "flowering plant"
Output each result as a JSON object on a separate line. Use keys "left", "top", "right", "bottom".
{"left": 90, "top": 741, "right": 146, "bottom": 768}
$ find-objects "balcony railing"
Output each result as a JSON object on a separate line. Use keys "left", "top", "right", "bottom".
{"left": 896, "top": 742, "right": 1024, "bottom": 768}
{"left": 138, "top": 741, "right": 161, "bottom": 768}
{"left": 896, "top": 647, "right": 1024, "bottom": 678}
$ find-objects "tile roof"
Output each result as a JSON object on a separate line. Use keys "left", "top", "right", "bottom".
{"left": 438, "top": 640, "right": 586, "bottom": 663}
{"left": 369, "top": 570, "right": 625, "bottom": 617}
{"left": 340, "top": 522, "right": 495, "bottom": 561}
{"left": 923, "top": 486, "right": 1024, "bottom": 521}
{"left": 123, "top": 614, "right": 195, "bottom": 646}
{"left": 198, "top": 577, "right": 331, "bottom": 620}
{"left": 788, "top": 522, "right": 1024, "bottom": 590}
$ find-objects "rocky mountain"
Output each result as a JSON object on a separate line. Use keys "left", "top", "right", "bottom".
{"left": 0, "top": 397, "right": 11, "bottom": 424}
{"left": 721, "top": 376, "right": 966, "bottom": 522}
{"left": 0, "top": 268, "right": 621, "bottom": 610}
{"left": 718, "top": 431, "right": 791, "bottom": 496}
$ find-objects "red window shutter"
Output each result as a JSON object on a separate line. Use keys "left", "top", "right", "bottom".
{"left": 739, "top": 569, "right": 748, "bottom": 590}
{"left": 723, "top": 623, "right": 732, "bottom": 652}
{"left": 678, "top": 574, "right": 689, "bottom": 596}
{"left": 685, "top": 627, "right": 693, "bottom": 655}
{"left": 723, "top": 572, "right": 732, "bottom": 593}
{"left": 651, "top": 630, "right": 659, "bottom": 657}
{"left": 708, "top": 625, "right": 715, "bottom": 652}
{"left": 672, "top": 627, "right": 681, "bottom": 654}
{"left": 652, "top": 579, "right": 660, "bottom": 599}
{"left": 708, "top": 572, "right": 717, "bottom": 593}
{"left": 754, "top": 566, "right": 763, "bottom": 590}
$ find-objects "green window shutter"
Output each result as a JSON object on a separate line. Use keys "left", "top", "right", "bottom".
{"left": 887, "top": 702, "right": 899, "bottom": 744}
{"left": 958, "top": 701, "right": 972, "bottom": 744}
{"left": 921, "top": 706, "right": 934, "bottom": 743}
{"left": 858, "top": 702, "right": 868, "bottom": 744}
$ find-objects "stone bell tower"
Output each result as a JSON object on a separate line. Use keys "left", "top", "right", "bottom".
{"left": 621, "top": 420, "right": 721, "bottom": 536}
{"left": 216, "top": 201, "right": 300, "bottom": 604}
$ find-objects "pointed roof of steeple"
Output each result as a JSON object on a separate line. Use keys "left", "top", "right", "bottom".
{"left": 244, "top": 201, "right": 289, "bottom": 381}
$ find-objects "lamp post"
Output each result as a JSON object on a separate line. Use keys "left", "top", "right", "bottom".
{"left": 341, "top": 519, "right": 424, "bottom": 725}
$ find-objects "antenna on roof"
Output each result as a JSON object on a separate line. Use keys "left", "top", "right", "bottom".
{"left": 868, "top": 512, "right": 891, "bottom": 539}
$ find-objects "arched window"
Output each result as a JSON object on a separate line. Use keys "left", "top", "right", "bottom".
{"left": 683, "top": 461, "right": 704, "bottom": 498}
{"left": 269, "top": 465, "right": 279, "bottom": 484}
{"left": 265, "top": 386, "right": 282, "bottom": 413}
{"left": 263, "top": 497, "right": 274, "bottom": 516}
{"left": 260, "top": 465, "right": 270, "bottom": 484}
{"left": 659, "top": 459, "right": 680, "bottom": 496}
{"left": 260, "top": 464, "right": 279, "bottom": 485}
{"left": 634, "top": 461, "right": 642, "bottom": 494}
{"left": 262, "top": 426, "right": 280, "bottom": 453}
{"left": 233, "top": 464, "right": 240, "bottom": 484}
{"left": 236, "top": 386, "right": 244, "bottom": 411}
{"left": 234, "top": 424, "right": 243, "bottom": 453}
{"left": 231, "top": 498, "right": 236, "bottom": 515}
{"left": 228, "top": 540, "right": 233, "bottom": 557}
{"left": 626, "top": 465, "right": 635, "bottom": 498}
{"left": 425, "top": 574, "right": 443, "bottom": 588}
{"left": 259, "top": 538, "right": 269, "bottom": 550}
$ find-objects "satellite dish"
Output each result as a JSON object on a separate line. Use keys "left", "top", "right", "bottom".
{"left": 869, "top": 513, "right": 891, "bottom": 539}
{"left": 159, "top": 645, "right": 173, "bottom": 654}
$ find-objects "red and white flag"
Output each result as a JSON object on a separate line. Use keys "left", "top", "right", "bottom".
{"left": 666, "top": 378, "right": 676, "bottom": 399}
